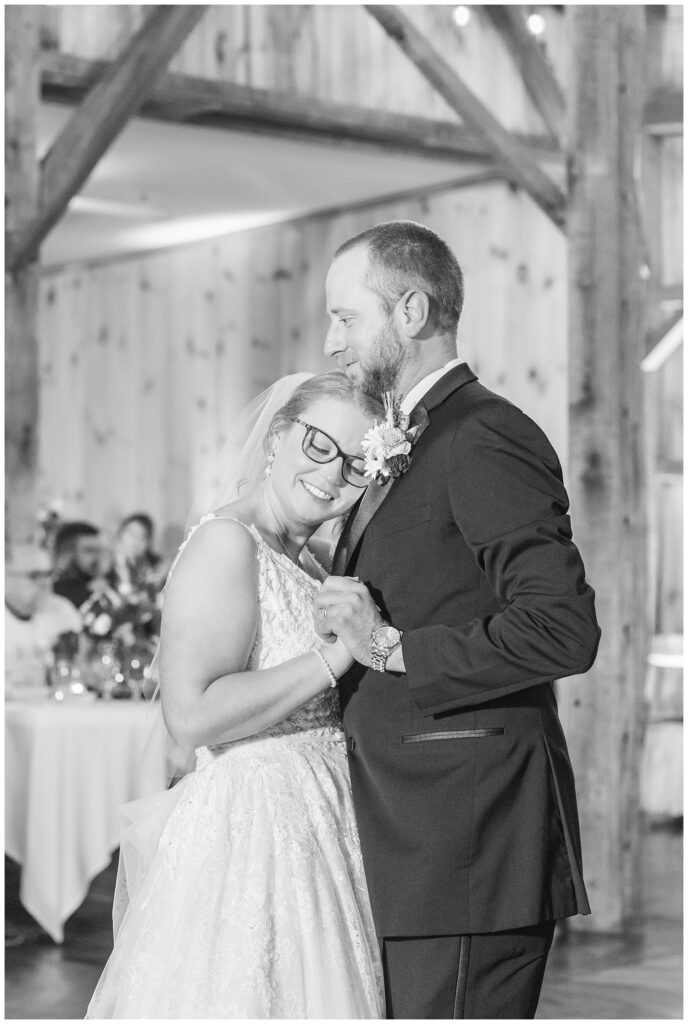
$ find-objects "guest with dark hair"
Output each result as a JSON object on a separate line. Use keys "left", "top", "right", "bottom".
{"left": 108, "top": 512, "right": 162, "bottom": 594}
{"left": 52, "top": 521, "right": 104, "bottom": 610}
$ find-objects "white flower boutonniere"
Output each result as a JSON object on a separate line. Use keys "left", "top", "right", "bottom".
{"left": 362, "top": 392, "right": 420, "bottom": 484}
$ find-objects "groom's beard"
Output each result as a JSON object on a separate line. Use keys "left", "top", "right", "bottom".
{"left": 358, "top": 319, "right": 409, "bottom": 401}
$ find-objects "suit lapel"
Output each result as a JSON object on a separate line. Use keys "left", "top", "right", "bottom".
{"left": 333, "top": 476, "right": 392, "bottom": 575}
{"left": 333, "top": 400, "right": 430, "bottom": 574}
{"left": 421, "top": 361, "right": 478, "bottom": 413}
{"left": 332, "top": 363, "right": 478, "bottom": 575}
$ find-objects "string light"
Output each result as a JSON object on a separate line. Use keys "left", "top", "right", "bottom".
{"left": 527, "top": 12, "right": 546, "bottom": 36}
{"left": 453, "top": 6, "right": 471, "bottom": 28}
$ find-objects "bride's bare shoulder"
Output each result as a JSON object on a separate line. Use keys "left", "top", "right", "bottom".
{"left": 167, "top": 513, "right": 258, "bottom": 593}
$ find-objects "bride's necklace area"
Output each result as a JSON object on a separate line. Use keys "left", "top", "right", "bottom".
{"left": 262, "top": 487, "right": 301, "bottom": 566}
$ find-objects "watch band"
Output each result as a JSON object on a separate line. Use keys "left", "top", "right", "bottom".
{"left": 370, "top": 627, "right": 403, "bottom": 673}
{"left": 370, "top": 645, "right": 388, "bottom": 674}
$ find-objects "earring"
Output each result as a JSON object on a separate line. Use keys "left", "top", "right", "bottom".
{"left": 265, "top": 451, "right": 275, "bottom": 478}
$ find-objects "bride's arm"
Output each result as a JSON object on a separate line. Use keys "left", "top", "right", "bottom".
{"left": 159, "top": 519, "right": 351, "bottom": 750}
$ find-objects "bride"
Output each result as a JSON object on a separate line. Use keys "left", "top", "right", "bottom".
{"left": 86, "top": 371, "right": 385, "bottom": 1019}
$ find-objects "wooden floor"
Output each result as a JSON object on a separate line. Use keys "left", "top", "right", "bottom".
{"left": 5, "top": 822, "right": 682, "bottom": 1020}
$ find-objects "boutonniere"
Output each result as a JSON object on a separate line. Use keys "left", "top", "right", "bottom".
{"left": 362, "top": 392, "right": 420, "bottom": 484}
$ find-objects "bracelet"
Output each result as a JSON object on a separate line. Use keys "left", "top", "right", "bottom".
{"left": 313, "top": 647, "right": 338, "bottom": 689}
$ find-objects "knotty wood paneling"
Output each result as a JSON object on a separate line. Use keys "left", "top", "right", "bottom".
{"left": 37, "top": 180, "right": 566, "bottom": 543}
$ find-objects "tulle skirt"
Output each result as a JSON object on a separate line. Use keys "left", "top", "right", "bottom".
{"left": 86, "top": 728, "right": 384, "bottom": 1019}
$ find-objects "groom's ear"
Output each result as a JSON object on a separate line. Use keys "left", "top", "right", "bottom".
{"left": 397, "top": 289, "right": 430, "bottom": 338}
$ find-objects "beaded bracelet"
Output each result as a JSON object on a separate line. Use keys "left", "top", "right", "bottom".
{"left": 313, "top": 647, "right": 338, "bottom": 689}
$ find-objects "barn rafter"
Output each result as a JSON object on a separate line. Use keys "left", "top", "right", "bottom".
{"left": 10, "top": 6, "right": 684, "bottom": 270}
{"left": 365, "top": 4, "right": 567, "bottom": 229}
{"left": 481, "top": 4, "right": 567, "bottom": 148}
{"left": 39, "top": 52, "right": 560, "bottom": 168}
{"left": 8, "top": 5, "right": 207, "bottom": 272}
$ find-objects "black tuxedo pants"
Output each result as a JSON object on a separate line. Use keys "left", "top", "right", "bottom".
{"left": 381, "top": 921, "right": 556, "bottom": 1019}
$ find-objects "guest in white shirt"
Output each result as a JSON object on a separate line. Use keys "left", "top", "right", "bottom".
{"left": 5, "top": 544, "right": 82, "bottom": 695}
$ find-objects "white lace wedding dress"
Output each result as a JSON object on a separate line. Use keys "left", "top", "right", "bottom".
{"left": 86, "top": 516, "right": 384, "bottom": 1019}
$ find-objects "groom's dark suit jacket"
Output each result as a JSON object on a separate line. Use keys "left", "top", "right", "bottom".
{"left": 335, "top": 363, "right": 600, "bottom": 938}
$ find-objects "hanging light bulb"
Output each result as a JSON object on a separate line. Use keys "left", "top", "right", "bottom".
{"left": 453, "top": 6, "right": 471, "bottom": 29}
{"left": 527, "top": 12, "right": 546, "bottom": 36}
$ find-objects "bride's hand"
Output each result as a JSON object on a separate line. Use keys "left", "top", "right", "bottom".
{"left": 320, "top": 636, "right": 356, "bottom": 678}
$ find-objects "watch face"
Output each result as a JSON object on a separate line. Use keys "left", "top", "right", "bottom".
{"left": 374, "top": 625, "right": 401, "bottom": 649}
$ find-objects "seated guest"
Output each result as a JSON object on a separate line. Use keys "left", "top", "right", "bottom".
{"left": 53, "top": 521, "right": 104, "bottom": 610}
{"left": 108, "top": 512, "right": 163, "bottom": 594}
{"left": 5, "top": 545, "right": 82, "bottom": 694}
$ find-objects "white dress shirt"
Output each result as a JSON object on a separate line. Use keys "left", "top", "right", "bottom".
{"left": 5, "top": 594, "right": 82, "bottom": 693}
{"left": 399, "top": 357, "right": 463, "bottom": 415}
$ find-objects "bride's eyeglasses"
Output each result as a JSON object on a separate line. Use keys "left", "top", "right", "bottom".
{"left": 290, "top": 418, "right": 369, "bottom": 488}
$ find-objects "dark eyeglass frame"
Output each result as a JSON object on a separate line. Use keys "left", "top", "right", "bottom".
{"left": 290, "top": 418, "right": 368, "bottom": 488}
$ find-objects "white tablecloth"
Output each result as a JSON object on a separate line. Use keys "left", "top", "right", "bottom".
{"left": 5, "top": 697, "right": 167, "bottom": 942}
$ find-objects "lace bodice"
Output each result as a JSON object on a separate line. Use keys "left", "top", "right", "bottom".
{"left": 177, "top": 515, "right": 341, "bottom": 765}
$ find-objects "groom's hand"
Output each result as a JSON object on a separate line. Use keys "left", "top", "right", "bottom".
{"left": 313, "top": 576, "right": 384, "bottom": 666}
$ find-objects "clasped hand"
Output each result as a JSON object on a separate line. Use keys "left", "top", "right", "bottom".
{"left": 313, "top": 576, "right": 384, "bottom": 667}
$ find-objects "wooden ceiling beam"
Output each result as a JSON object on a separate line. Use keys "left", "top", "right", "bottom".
{"left": 642, "top": 311, "right": 683, "bottom": 371}
{"left": 659, "top": 283, "right": 683, "bottom": 309}
{"left": 40, "top": 52, "right": 561, "bottom": 167}
{"left": 481, "top": 5, "right": 566, "bottom": 147}
{"left": 300, "top": 169, "right": 506, "bottom": 225}
{"left": 8, "top": 5, "right": 208, "bottom": 272}
{"left": 365, "top": 5, "right": 567, "bottom": 230}
{"left": 644, "top": 87, "right": 683, "bottom": 136}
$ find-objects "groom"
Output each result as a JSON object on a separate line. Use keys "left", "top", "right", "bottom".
{"left": 315, "top": 221, "right": 600, "bottom": 1019}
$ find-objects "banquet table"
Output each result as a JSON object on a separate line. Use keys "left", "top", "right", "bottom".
{"left": 5, "top": 696, "right": 167, "bottom": 943}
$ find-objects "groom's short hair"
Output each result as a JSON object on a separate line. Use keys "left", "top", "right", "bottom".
{"left": 335, "top": 221, "right": 464, "bottom": 335}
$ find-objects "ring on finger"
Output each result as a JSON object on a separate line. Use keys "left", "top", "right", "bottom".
{"left": 321, "top": 606, "right": 328, "bottom": 619}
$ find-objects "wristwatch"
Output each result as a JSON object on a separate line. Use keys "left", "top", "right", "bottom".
{"left": 370, "top": 624, "right": 403, "bottom": 673}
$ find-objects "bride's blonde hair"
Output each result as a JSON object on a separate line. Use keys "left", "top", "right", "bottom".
{"left": 265, "top": 370, "right": 382, "bottom": 452}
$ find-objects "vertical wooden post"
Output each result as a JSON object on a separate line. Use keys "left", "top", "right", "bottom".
{"left": 641, "top": 7, "right": 678, "bottom": 641}
{"left": 561, "top": 7, "right": 648, "bottom": 931}
{"left": 5, "top": 6, "right": 41, "bottom": 546}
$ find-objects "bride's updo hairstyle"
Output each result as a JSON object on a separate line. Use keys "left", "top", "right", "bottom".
{"left": 265, "top": 371, "right": 382, "bottom": 452}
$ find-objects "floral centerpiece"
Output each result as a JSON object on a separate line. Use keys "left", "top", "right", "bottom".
{"left": 81, "top": 579, "right": 161, "bottom": 697}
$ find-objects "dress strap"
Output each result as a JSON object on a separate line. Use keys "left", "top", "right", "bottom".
{"left": 165, "top": 515, "right": 320, "bottom": 592}
{"left": 162, "top": 513, "right": 257, "bottom": 593}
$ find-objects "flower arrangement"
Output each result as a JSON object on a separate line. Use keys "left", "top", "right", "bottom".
{"left": 80, "top": 580, "right": 161, "bottom": 697}
{"left": 82, "top": 580, "right": 161, "bottom": 652}
{"left": 361, "top": 393, "right": 421, "bottom": 484}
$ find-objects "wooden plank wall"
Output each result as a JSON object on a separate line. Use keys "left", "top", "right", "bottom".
{"left": 643, "top": 5, "right": 683, "bottom": 636}
{"left": 649, "top": 347, "right": 683, "bottom": 635}
{"left": 38, "top": 182, "right": 566, "bottom": 546}
{"left": 34, "top": 2, "right": 681, "bottom": 636}
{"left": 40, "top": 4, "right": 567, "bottom": 133}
